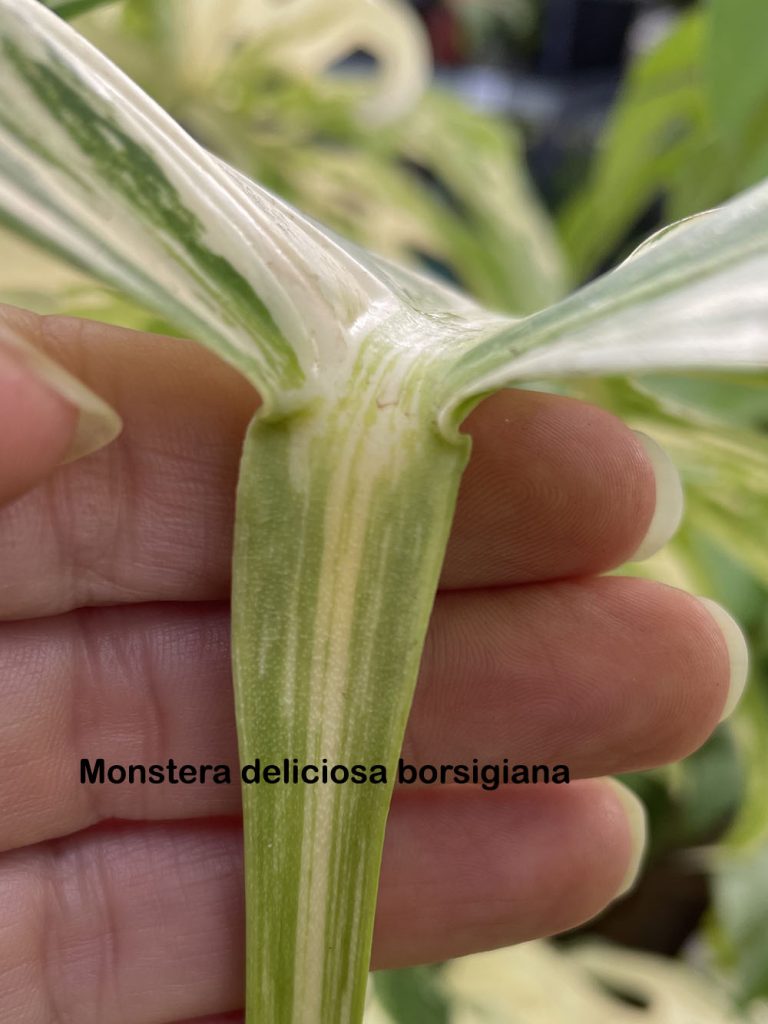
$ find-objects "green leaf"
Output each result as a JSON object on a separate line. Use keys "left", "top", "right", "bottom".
{"left": 40, "top": 0, "right": 118, "bottom": 20}
{"left": 706, "top": 0, "right": 768, "bottom": 144}
{"left": 631, "top": 372, "right": 768, "bottom": 430}
{"left": 563, "top": 1, "right": 768, "bottom": 281}
{"left": 559, "top": 11, "right": 707, "bottom": 279}
{"left": 712, "top": 841, "right": 768, "bottom": 1000}
{"left": 373, "top": 966, "right": 450, "bottom": 1024}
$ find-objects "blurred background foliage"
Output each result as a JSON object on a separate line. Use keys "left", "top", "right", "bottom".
{"left": 9, "top": 0, "right": 768, "bottom": 1019}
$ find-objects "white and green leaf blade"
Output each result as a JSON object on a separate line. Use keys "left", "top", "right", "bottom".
{"left": 0, "top": 0, "right": 401, "bottom": 410}
{"left": 438, "top": 181, "right": 768, "bottom": 428}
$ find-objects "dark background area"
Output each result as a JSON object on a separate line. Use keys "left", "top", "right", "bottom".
{"left": 408, "top": 0, "right": 692, "bottom": 206}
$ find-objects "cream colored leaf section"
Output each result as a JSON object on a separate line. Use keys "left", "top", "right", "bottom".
{"left": 248, "top": 0, "right": 431, "bottom": 124}
{"left": 122, "top": 0, "right": 431, "bottom": 124}
{"left": 438, "top": 941, "right": 751, "bottom": 1024}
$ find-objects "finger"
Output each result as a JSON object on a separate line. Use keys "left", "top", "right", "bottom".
{"left": 0, "top": 780, "right": 642, "bottom": 1023}
{"left": 0, "top": 578, "right": 737, "bottom": 850}
{"left": 445, "top": 387, "right": 677, "bottom": 587}
{"left": 0, "top": 345, "right": 77, "bottom": 503}
{"left": 0, "top": 307, "right": 665, "bottom": 618}
{"left": 374, "top": 779, "right": 645, "bottom": 967}
{"left": 0, "top": 306, "right": 255, "bottom": 620}
{"left": 405, "top": 576, "right": 742, "bottom": 777}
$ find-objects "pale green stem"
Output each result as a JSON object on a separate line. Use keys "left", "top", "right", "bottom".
{"left": 231, "top": 380, "right": 469, "bottom": 1023}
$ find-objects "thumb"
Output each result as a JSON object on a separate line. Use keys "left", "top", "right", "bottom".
{"left": 0, "top": 310, "right": 121, "bottom": 503}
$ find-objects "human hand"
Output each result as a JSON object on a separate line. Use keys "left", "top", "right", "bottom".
{"left": 0, "top": 304, "right": 746, "bottom": 1023}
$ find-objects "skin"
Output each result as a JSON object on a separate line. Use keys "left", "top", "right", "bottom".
{"left": 0, "top": 304, "right": 733, "bottom": 1024}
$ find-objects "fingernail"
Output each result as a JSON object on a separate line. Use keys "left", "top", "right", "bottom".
{"left": 606, "top": 778, "right": 647, "bottom": 900}
{"left": 695, "top": 597, "right": 749, "bottom": 721}
{"left": 630, "top": 430, "right": 684, "bottom": 561}
{"left": 0, "top": 317, "right": 121, "bottom": 463}
{"left": 0, "top": 342, "right": 64, "bottom": 394}
{"left": 0, "top": 342, "right": 79, "bottom": 452}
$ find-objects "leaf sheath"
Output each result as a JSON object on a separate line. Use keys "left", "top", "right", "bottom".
{"left": 232, "top": 387, "right": 469, "bottom": 1022}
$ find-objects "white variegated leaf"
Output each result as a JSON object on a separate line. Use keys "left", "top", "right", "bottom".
{"left": 437, "top": 180, "right": 768, "bottom": 425}
{"left": 0, "top": 0, "right": 399, "bottom": 412}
